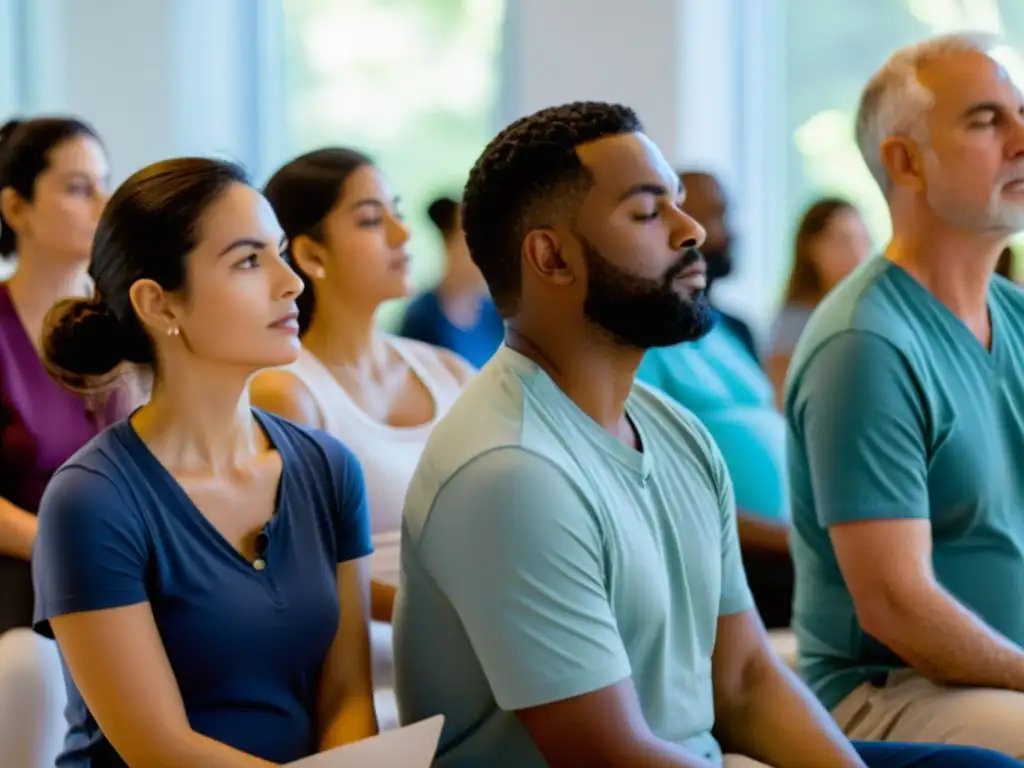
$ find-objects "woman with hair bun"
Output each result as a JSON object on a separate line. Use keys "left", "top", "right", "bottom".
{"left": 33, "top": 157, "right": 378, "bottom": 766}
{"left": 0, "top": 116, "right": 111, "bottom": 768}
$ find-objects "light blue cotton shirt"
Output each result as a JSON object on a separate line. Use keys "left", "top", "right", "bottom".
{"left": 393, "top": 345, "right": 753, "bottom": 767}
{"left": 638, "top": 320, "right": 790, "bottom": 522}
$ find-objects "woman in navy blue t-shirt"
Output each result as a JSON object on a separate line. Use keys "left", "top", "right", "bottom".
{"left": 31, "top": 157, "right": 378, "bottom": 766}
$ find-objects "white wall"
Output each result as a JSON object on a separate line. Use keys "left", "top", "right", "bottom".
{"left": 2, "top": 0, "right": 285, "bottom": 185}
{"left": 502, "top": 0, "right": 786, "bottom": 326}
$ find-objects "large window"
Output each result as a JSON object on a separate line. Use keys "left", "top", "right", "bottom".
{"left": 280, "top": 0, "right": 505, "bottom": 326}
{"left": 785, "top": 0, "right": 1024, "bottom": 268}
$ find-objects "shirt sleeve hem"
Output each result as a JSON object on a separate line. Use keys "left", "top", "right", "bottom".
{"left": 493, "top": 657, "right": 632, "bottom": 713}
{"left": 336, "top": 543, "right": 374, "bottom": 564}
{"left": 33, "top": 590, "right": 149, "bottom": 638}
{"left": 719, "top": 592, "right": 756, "bottom": 617}
{"left": 819, "top": 504, "right": 929, "bottom": 527}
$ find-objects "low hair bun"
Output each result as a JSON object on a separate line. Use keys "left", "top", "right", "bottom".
{"left": 42, "top": 297, "right": 150, "bottom": 393}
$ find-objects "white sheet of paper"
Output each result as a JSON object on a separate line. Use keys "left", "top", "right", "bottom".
{"left": 285, "top": 715, "right": 444, "bottom": 767}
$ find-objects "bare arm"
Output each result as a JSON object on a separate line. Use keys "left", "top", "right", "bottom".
{"left": 831, "top": 519, "right": 1024, "bottom": 691}
{"left": 736, "top": 511, "right": 790, "bottom": 554}
{"left": 52, "top": 605, "right": 277, "bottom": 767}
{"left": 370, "top": 581, "right": 396, "bottom": 623}
{"left": 0, "top": 496, "right": 37, "bottom": 560}
{"left": 516, "top": 681, "right": 717, "bottom": 768}
{"left": 712, "top": 608, "right": 864, "bottom": 767}
{"left": 765, "top": 352, "right": 790, "bottom": 412}
{"left": 249, "top": 370, "right": 324, "bottom": 429}
{"left": 318, "top": 560, "right": 378, "bottom": 749}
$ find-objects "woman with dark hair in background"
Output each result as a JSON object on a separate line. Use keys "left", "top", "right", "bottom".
{"left": 398, "top": 194, "right": 504, "bottom": 367}
{"left": 0, "top": 116, "right": 111, "bottom": 767}
{"left": 766, "top": 197, "right": 871, "bottom": 405}
{"left": 253, "top": 150, "right": 472, "bottom": 727}
{"left": 32, "top": 157, "right": 378, "bottom": 766}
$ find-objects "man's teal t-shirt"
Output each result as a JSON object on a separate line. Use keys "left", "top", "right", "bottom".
{"left": 786, "top": 257, "right": 1024, "bottom": 710}
{"left": 638, "top": 319, "right": 790, "bottom": 522}
{"left": 394, "top": 346, "right": 753, "bottom": 767}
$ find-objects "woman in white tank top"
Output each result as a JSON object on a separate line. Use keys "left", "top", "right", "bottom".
{"left": 250, "top": 149, "right": 475, "bottom": 715}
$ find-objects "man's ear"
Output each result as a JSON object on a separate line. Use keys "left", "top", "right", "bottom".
{"left": 523, "top": 228, "right": 577, "bottom": 288}
{"left": 880, "top": 136, "right": 926, "bottom": 193}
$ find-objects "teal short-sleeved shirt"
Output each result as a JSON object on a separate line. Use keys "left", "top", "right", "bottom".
{"left": 786, "top": 257, "right": 1024, "bottom": 710}
{"left": 394, "top": 346, "right": 753, "bottom": 767}
{"left": 638, "top": 318, "right": 790, "bottom": 522}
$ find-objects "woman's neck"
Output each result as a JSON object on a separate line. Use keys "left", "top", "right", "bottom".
{"left": 301, "top": 301, "right": 388, "bottom": 374}
{"left": 133, "top": 361, "right": 261, "bottom": 475}
{"left": 6, "top": 246, "right": 90, "bottom": 346}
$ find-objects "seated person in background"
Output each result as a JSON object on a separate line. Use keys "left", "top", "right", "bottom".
{"left": 398, "top": 195, "right": 504, "bottom": 367}
{"left": 668, "top": 171, "right": 759, "bottom": 358}
{"left": 787, "top": 32, "right": 1024, "bottom": 756}
{"left": 0, "top": 115, "right": 116, "bottom": 768}
{"left": 254, "top": 149, "right": 473, "bottom": 729}
{"left": 765, "top": 197, "right": 870, "bottom": 407}
{"left": 637, "top": 170, "right": 792, "bottom": 629}
{"left": 393, "top": 100, "right": 1017, "bottom": 768}
{"left": 33, "top": 158, "right": 378, "bottom": 766}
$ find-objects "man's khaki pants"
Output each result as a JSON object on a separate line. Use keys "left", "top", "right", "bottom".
{"left": 833, "top": 669, "right": 1024, "bottom": 758}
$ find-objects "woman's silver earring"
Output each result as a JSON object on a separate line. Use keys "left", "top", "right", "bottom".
{"left": 167, "top": 326, "right": 180, "bottom": 337}
{"left": 313, "top": 267, "right": 326, "bottom": 280}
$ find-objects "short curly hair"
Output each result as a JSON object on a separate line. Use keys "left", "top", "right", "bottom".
{"left": 462, "top": 101, "right": 642, "bottom": 315}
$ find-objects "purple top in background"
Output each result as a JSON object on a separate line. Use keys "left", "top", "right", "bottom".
{"left": 0, "top": 282, "right": 113, "bottom": 632}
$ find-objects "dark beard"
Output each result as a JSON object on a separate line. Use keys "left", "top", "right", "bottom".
{"left": 581, "top": 237, "right": 714, "bottom": 350}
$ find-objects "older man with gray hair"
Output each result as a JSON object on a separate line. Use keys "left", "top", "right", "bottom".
{"left": 785, "top": 32, "right": 1024, "bottom": 756}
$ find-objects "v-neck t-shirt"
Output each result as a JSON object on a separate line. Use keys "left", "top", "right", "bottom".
{"left": 32, "top": 409, "right": 373, "bottom": 766}
{"left": 786, "top": 257, "right": 1024, "bottom": 709}
{"left": 0, "top": 282, "right": 109, "bottom": 632}
{"left": 394, "top": 346, "right": 753, "bottom": 767}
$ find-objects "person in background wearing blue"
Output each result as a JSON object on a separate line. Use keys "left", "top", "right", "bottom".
{"left": 398, "top": 195, "right": 504, "bottom": 367}
{"left": 32, "top": 157, "right": 378, "bottom": 767}
{"left": 393, "top": 100, "right": 1020, "bottom": 768}
{"left": 637, "top": 170, "right": 792, "bottom": 629}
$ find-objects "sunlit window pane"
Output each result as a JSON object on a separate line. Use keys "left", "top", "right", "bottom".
{"left": 281, "top": 0, "right": 505, "bottom": 325}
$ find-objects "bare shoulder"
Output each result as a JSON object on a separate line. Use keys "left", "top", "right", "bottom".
{"left": 250, "top": 368, "right": 324, "bottom": 429}
{"left": 393, "top": 335, "right": 476, "bottom": 384}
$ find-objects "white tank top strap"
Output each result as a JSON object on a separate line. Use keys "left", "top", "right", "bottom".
{"left": 282, "top": 337, "right": 465, "bottom": 587}
{"left": 384, "top": 335, "right": 463, "bottom": 412}
{"left": 285, "top": 349, "right": 349, "bottom": 435}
